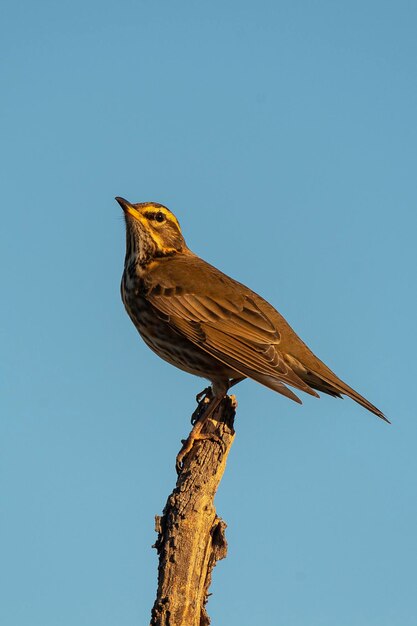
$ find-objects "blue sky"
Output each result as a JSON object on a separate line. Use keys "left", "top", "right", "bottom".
{"left": 1, "top": 1, "right": 416, "bottom": 624}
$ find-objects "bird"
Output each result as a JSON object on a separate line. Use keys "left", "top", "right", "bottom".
{"left": 116, "top": 196, "right": 387, "bottom": 466}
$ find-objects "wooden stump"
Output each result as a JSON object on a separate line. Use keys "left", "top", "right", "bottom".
{"left": 150, "top": 395, "right": 236, "bottom": 626}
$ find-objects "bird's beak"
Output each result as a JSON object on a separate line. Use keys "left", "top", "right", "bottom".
{"left": 115, "top": 196, "right": 142, "bottom": 221}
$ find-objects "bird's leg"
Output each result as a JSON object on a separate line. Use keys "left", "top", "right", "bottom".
{"left": 177, "top": 385, "right": 232, "bottom": 474}
{"left": 228, "top": 376, "right": 245, "bottom": 389}
{"left": 190, "top": 378, "right": 242, "bottom": 425}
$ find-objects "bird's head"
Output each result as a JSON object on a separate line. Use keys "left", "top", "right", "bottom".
{"left": 116, "top": 197, "right": 186, "bottom": 266}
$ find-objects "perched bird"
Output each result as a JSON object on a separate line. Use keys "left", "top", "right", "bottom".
{"left": 117, "top": 197, "right": 387, "bottom": 439}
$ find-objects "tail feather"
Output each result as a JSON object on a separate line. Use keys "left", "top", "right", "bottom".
{"left": 284, "top": 353, "right": 389, "bottom": 423}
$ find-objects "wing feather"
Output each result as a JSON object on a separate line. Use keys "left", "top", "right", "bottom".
{"left": 147, "top": 288, "right": 318, "bottom": 397}
{"left": 142, "top": 254, "right": 385, "bottom": 419}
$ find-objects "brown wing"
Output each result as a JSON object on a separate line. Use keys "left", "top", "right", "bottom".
{"left": 144, "top": 253, "right": 387, "bottom": 421}
{"left": 145, "top": 254, "right": 319, "bottom": 400}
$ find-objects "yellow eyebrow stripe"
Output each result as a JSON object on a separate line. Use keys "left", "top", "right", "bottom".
{"left": 141, "top": 205, "right": 181, "bottom": 231}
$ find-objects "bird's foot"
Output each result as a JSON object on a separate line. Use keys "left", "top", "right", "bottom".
{"left": 196, "top": 386, "right": 212, "bottom": 404}
{"left": 191, "top": 386, "right": 213, "bottom": 425}
{"left": 178, "top": 392, "right": 227, "bottom": 474}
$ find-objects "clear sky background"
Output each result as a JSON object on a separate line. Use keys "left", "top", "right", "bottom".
{"left": 1, "top": 2, "right": 416, "bottom": 625}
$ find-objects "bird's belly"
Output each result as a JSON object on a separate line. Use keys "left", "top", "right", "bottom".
{"left": 123, "top": 293, "right": 237, "bottom": 381}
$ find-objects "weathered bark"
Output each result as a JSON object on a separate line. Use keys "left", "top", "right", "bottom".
{"left": 150, "top": 395, "right": 236, "bottom": 626}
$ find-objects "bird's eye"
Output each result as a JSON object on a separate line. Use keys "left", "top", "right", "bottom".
{"left": 155, "top": 211, "right": 165, "bottom": 223}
